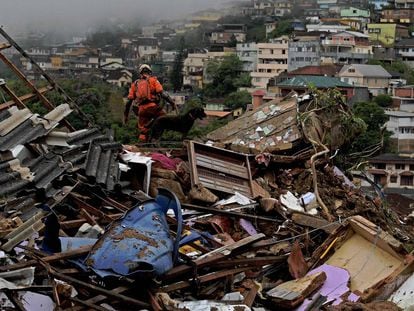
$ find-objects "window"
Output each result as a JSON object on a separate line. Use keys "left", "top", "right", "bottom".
{"left": 375, "top": 163, "right": 386, "bottom": 169}
{"left": 410, "top": 164, "right": 414, "bottom": 170}
{"left": 282, "top": 50, "right": 286, "bottom": 54}
{"left": 390, "top": 175, "right": 398, "bottom": 183}
{"left": 401, "top": 175, "right": 413, "bottom": 186}
{"left": 348, "top": 68, "right": 355, "bottom": 73}
{"left": 396, "top": 163, "right": 405, "bottom": 170}
{"left": 297, "top": 47, "right": 302, "bottom": 52}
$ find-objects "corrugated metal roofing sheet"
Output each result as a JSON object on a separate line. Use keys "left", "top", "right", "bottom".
{"left": 0, "top": 104, "right": 72, "bottom": 152}
{"left": 85, "top": 138, "right": 122, "bottom": 191}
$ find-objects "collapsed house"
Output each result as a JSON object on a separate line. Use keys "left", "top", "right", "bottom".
{"left": 0, "top": 29, "right": 413, "bottom": 311}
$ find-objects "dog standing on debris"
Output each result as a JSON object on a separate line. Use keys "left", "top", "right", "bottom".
{"left": 149, "top": 107, "right": 207, "bottom": 142}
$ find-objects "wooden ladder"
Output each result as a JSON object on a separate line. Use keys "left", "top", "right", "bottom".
{"left": 0, "top": 27, "right": 94, "bottom": 131}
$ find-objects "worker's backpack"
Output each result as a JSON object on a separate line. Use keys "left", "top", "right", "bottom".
{"left": 135, "top": 77, "right": 153, "bottom": 104}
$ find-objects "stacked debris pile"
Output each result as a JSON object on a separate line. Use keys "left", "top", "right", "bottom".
{"left": 0, "top": 91, "right": 413, "bottom": 311}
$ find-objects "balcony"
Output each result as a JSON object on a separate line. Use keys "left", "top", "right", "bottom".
{"left": 322, "top": 40, "right": 354, "bottom": 47}
{"left": 320, "top": 52, "right": 372, "bottom": 60}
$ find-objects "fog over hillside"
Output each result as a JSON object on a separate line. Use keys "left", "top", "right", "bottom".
{"left": 0, "top": 0, "right": 231, "bottom": 37}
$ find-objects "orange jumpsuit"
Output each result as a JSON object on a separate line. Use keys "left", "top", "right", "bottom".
{"left": 127, "top": 75, "right": 166, "bottom": 142}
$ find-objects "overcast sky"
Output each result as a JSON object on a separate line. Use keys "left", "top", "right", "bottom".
{"left": 0, "top": 0, "right": 230, "bottom": 36}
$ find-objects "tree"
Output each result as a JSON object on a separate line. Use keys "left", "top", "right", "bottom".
{"left": 204, "top": 54, "right": 244, "bottom": 97}
{"left": 224, "top": 90, "right": 251, "bottom": 110}
{"left": 345, "top": 101, "right": 392, "bottom": 160}
{"left": 170, "top": 37, "right": 185, "bottom": 92}
{"left": 269, "top": 20, "right": 293, "bottom": 39}
{"left": 368, "top": 59, "right": 414, "bottom": 84}
{"left": 374, "top": 94, "right": 393, "bottom": 107}
{"left": 234, "top": 73, "right": 251, "bottom": 88}
{"left": 228, "top": 34, "right": 238, "bottom": 48}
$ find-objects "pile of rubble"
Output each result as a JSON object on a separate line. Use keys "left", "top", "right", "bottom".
{"left": 0, "top": 88, "right": 413, "bottom": 311}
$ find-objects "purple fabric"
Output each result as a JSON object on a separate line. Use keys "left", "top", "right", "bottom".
{"left": 150, "top": 153, "right": 182, "bottom": 170}
{"left": 296, "top": 264, "right": 359, "bottom": 311}
{"left": 239, "top": 219, "right": 258, "bottom": 236}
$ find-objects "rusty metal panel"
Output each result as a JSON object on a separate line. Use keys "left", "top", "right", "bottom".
{"left": 188, "top": 141, "right": 254, "bottom": 198}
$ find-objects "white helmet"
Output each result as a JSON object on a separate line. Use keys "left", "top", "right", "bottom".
{"left": 138, "top": 64, "right": 152, "bottom": 74}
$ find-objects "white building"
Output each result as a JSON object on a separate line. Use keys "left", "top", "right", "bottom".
{"left": 251, "top": 37, "right": 289, "bottom": 89}
{"left": 183, "top": 53, "right": 209, "bottom": 89}
{"left": 386, "top": 110, "right": 414, "bottom": 152}
{"left": 306, "top": 23, "right": 350, "bottom": 33}
{"left": 236, "top": 42, "right": 258, "bottom": 72}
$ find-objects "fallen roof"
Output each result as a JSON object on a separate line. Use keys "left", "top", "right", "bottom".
{"left": 206, "top": 96, "right": 301, "bottom": 153}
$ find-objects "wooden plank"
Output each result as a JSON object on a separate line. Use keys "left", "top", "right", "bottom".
{"left": 211, "top": 255, "right": 287, "bottom": 268}
{"left": 0, "top": 86, "right": 53, "bottom": 110}
{"left": 49, "top": 270, "right": 150, "bottom": 309}
{"left": 162, "top": 267, "right": 252, "bottom": 293}
{"left": 0, "top": 43, "right": 11, "bottom": 51}
{"left": 291, "top": 212, "right": 340, "bottom": 234}
{"left": 163, "top": 234, "right": 265, "bottom": 280}
{"left": 0, "top": 245, "right": 92, "bottom": 272}
{"left": 243, "top": 280, "right": 260, "bottom": 308}
{"left": 181, "top": 203, "right": 277, "bottom": 223}
{"left": 0, "top": 84, "right": 26, "bottom": 108}
{"left": 70, "top": 297, "right": 110, "bottom": 311}
{"left": 0, "top": 52, "right": 75, "bottom": 131}
{"left": 85, "top": 287, "right": 128, "bottom": 304}
{"left": 267, "top": 271, "right": 327, "bottom": 308}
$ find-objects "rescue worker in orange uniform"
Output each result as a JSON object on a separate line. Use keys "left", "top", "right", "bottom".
{"left": 124, "top": 64, "right": 176, "bottom": 142}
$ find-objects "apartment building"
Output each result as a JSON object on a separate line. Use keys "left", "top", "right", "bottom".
{"left": 251, "top": 37, "right": 289, "bottom": 88}
{"left": 368, "top": 154, "right": 414, "bottom": 188}
{"left": 236, "top": 42, "right": 258, "bottom": 72}
{"left": 320, "top": 31, "right": 373, "bottom": 65}
{"left": 386, "top": 110, "right": 414, "bottom": 152}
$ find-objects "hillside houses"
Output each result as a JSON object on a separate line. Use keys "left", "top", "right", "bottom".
{"left": 15, "top": 0, "right": 414, "bottom": 102}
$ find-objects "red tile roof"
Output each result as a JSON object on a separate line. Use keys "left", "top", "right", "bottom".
{"left": 288, "top": 65, "right": 342, "bottom": 77}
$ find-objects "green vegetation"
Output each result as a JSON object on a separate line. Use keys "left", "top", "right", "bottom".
{"left": 224, "top": 90, "right": 251, "bottom": 110}
{"left": 374, "top": 94, "right": 393, "bottom": 107}
{"left": 170, "top": 37, "right": 185, "bottom": 92}
{"left": 204, "top": 54, "right": 245, "bottom": 97}
{"left": 338, "top": 101, "right": 392, "bottom": 169}
{"left": 268, "top": 20, "right": 294, "bottom": 39}
{"left": 368, "top": 59, "right": 414, "bottom": 84}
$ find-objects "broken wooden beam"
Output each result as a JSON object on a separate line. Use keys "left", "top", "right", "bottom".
{"left": 161, "top": 267, "right": 252, "bottom": 293}
{"left": 291, "top": 212, "right": 340, "bottom": 234}
{"left": 0, "top": 245, "right": 92, "bottom": 272}
{"left": 0, "top": 42, "right": 11, "bottom": 51}
{"left": 48, "top": 270, "right": 150, "bottom": 309}
{"left": 182, "top": 203, "right": 280, "bottom": 223}
{"left": 163, "top": 234, "right": 265, "bottom": 280}
{"left": 0, "top": 86, "right": 54, "bottom": 110}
